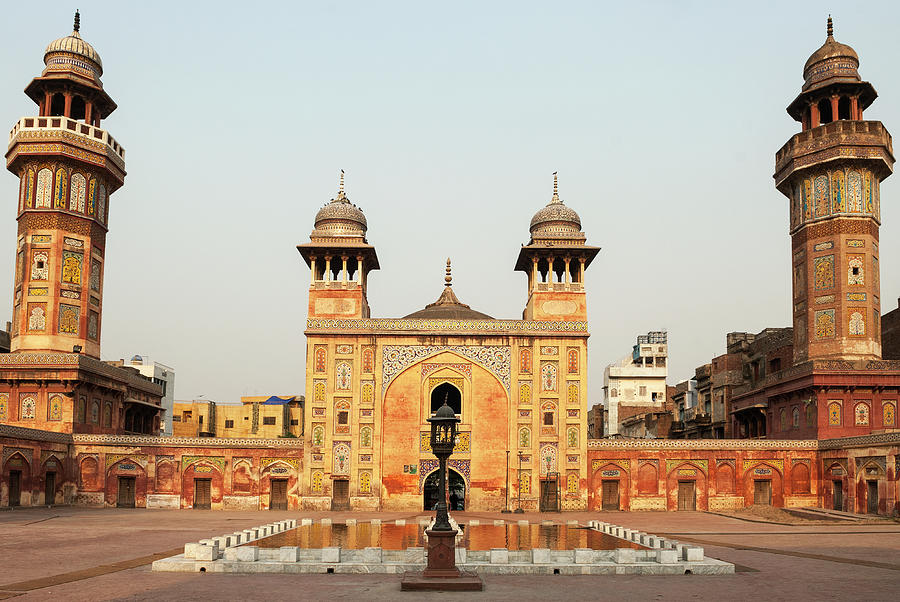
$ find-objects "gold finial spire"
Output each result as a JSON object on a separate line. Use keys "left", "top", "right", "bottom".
{"left": 74, "top": 9, "right": 80, "bottom": 33}
{"left": 827, "top": 15, "right": 833, "bottom": 38}
{"left": 551, "top": 171, "right": 560, "bottom": 203}
{"left": 445, "top": 258, "right": 452, "bottom": 287}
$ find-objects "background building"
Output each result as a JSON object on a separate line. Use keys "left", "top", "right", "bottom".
{"left": 108, "top": 356, "right": 175, "bottom": 436}
{"left": 602, "top": 331, "right": 668, "bottom": 436}
{"left": 173, "top": 396, "right": 303, "bottom": 439}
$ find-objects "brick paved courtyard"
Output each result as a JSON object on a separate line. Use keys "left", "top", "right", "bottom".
{"left": 0, "top": 508, "right": 898, "bottom": 600}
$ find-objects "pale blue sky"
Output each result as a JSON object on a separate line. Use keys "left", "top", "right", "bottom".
{"left": 1, "top": 1, "right": 898, "bottom": 403}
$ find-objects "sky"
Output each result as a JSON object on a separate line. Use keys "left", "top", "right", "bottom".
{"left": 1, "top": 1, "right": 899, "bottom": 404}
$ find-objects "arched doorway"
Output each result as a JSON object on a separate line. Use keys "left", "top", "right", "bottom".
{"left": 423, "top": 468, "right": 465, "bottom": 511}
{"left": 431, "top": 382, "right": 461, "bottom": 415}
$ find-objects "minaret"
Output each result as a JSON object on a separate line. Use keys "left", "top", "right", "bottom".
{"left": 514, "top": 173, "right": 600, "bottom": 321}
{"left": 297, "top": 172, "right": 379, "bottom": 318}
{"left": 775, "top": 17, "right": 894, "bottom": 362}
{"left": 7, "top": 11, "right": 125, "bottom": 358}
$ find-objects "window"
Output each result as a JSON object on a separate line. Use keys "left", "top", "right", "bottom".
{"left": 290, "top": 419, "right": 299, "bottom": 426}
{"left": 263, "top": 416, "right": 276, "bottom": 426}
{"left": 639, "top": 386, "right": 647, "bottom": 397}
{"left": 199, "top": 416, "right": 203, "bottom": 424}
{"left": 225, "top": 419, "right": 234, "bottom": 429}
{"left": 172, "top": 415, "right": 181, "bottom": 422}
{"left": 337, "top": 411, "right": 349, "bottom": 425}
{"left": 543, "top": 411, "right": 554, "bottom": 426}
{"left": 651, "top": 392, "right": 658, "bottom": 402}
{"left": 182, "top": 411, "right": 192, "bottom": 422}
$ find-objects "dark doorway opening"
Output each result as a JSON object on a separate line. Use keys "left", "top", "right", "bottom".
{"left": 270, "top": 478, "right": 288, "bottom": 510}
{"left": 117, "top": 476, "right": 135, "bottom": 508}
{"left": 677, "top": 480, "right": 696, "bottom": 511}
{"left": 193, "top": 478, "right": 211, "bottom": 509}
{"left": 601, "top": 480, "right": 619, "bottom": 511}
{"left": 753, "top": 479, "right": 772, "bottom": 505}
{"left": 44, "top": 472, "right": 56, "bottom": 505}
{"left": 866, "top": 480, "right": 878, "bottom": 514}
{"left": 430, "top": 382, "right": 461, "bottom": 415}
{"left": 832, "top": 480, "right": 843, "bottom": 511}
{"left": 539, "top": 475, "right": 559, "bottom": 512}
{"left": 9, "top": 470, "right": 21, "bottom": 507}
{"left": 423, "top": 469, "right": 465, "bottom": 511}
{"left": 332, "top": 479, "right": 350, "bottom": 511}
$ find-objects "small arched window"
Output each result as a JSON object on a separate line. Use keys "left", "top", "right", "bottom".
{"left": 431, "top": 382, "right": 461, "bottom": 415}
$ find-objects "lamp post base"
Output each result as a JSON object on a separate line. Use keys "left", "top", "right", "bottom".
{"left": 401, "top": 529, "right": 483, "bottom": 591}
{"left": 401, "top": 571, "right": 484, "bottom": 591}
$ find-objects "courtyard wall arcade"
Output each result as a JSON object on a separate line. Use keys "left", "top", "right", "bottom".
{"left": 2, "top": 424, "right": 897, "bottom": 515}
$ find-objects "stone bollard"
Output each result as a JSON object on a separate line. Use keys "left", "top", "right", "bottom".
{"left": 235, "top": 546, "right": 259, "bottom": 562}
{"left": 195, "top": 542, "right": 219, "bottom": 561}
{"left": 614, "top": 548, "right": 636, "bottom": 564}
{"left": 490, "top": 548, "right": 509, "bottom": 564}
{"left": 346, "top": 519, "right": 357, "bottom": 526}
{"left": 321, "top": 518, "right": 332, "bottom": 526}
{"left": 683, "top": 546, "right": 704, "bottom": 561}
{"left": 232, "top": 532, "right": 244, "bottom": 545}
{"left": 214, "top": 536, "right": 231, "bottom": 551}
{"left": 371, "top": 518, "right": 381, "bottom": 526}
{"left": 301, "top": 518, "right": 313, "bottom": 526}
{"left": 183, "top": 543, "right": 204, "bottom": 559}
{"left": 532, "top": 548, "right": 551, "bottom": 564}
{"left": 574, "top": 548, "right": 593, "bottom": 564}
{"left": 469, "top": 520, "right": 480, "bottom": 526}
{"left": 280, "top": 546, "right": 300, "bottom": 562}
{"left": 493, "top": 519, "right": 505, "bottom": 526}
{"left": 656, "top": 549, "right": 678, "bottom": 564}
{"left": 322, "top": 547, "right": 340, "bottom": 563}
{"left": 394, "top": 519, "right": 406, "bottom": 525}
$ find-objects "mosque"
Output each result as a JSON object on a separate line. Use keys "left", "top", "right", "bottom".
{"left": 0, "top": 14, "right": 898, "bottom": 515}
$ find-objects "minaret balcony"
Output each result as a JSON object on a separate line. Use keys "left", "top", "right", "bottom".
{"left": 774, "top": 120, "right": 893, "bottom": 187}
{"left": 312, "top": 280, "right": 361, "bottom": 290}
{"left": 7, "top": 116, "right": 125, "bottom": 167}
{"left": 535, "top": 282, "right": 583, "bottom": 293}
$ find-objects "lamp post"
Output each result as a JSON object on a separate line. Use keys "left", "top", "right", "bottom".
{"left": 403, "top": 399, "right": 483, "bottom": 591}
{"left": 501, "top": 450, "right": 511, "bottom": 513}
{"left": 424, "top": 400, "right": 460, "bottom": 571}
{"left": 514, "top": 451, "right": 525, "bottom": 513}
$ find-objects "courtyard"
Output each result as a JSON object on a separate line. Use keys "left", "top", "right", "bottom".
{"left": 0, "top": 507, "right": 897, "bottom": 600}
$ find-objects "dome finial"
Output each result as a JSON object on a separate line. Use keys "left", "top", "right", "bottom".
{"left": 445, "top": 258, "right": 452, "bottom": 287}
{"left": 339, "top": 169, "right": 345, "bottom": 196}
{"left": 74, "top": 9, "right": 80, "bottom": 33}
{"left": 827, "top": 15, "right": 833, "bottom": 38}
{"left": 551, "top": 171, "right": 561, "bottom": 203}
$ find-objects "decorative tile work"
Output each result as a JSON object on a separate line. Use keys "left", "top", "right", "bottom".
{"left": 382, "top": 345, "right": 511, "bottom": 392}
{"left": 311, "top": 470, "right": 324, "bottom": 492}
{"left": 31, "top": 251, "right": 49, "bottom": 281}
{"left": 540, "top": 363, "right": 557, "bottom": 392}
{"left": 428, "top": 377, "right": 463, "bottom": 392}
{"left": 519, "top": 383, "right": 532, "bottom": 405}
{"left": 847, "top": 292, "right": 866, "bottom": 301}
{"left": 27, "top": 303, "right": 46, "bottom": 331}
{"left": 566, "top": 427, "right": 578, "bottom": 448}
{"left": 60, "top": 251, "right": 82, "bottom": 285}
{"left": 793, "top": 264, "right": 805, "bottom": 297}
{"left": 59, "top": 304, "right": 80, "bottom": 335}
{"left": 97, "top": 184, "right": 106, "bottom": 223}
{"left": 359, "top": 470, "right": 372, "bottom": 494}
{"left": 0, "top": 394, "right": 7, "bottom": 421}
{"left": 361, "top": 382, "right": 374, "bottom": 404}
{"left": 567, "top": 349, "right": 578, "bottom": 374}
{"left": 848, "top": 309, "right": 866, "bottom": 336}
{"left": 20, "top": 395, "right": 36, "bottom": 420}
{"left": 591, "top": 459, "right": 629, "bottom": 472}
{"left": 313, "top": 380, "right": 326, "bottom": 402}
{"left": 69, "top": 173, "right": 86, "bottom": 212}
{"left": 741, "top": 459, "right": 783, "bottom": 473}
{"left": 519, "top": 470, "right": 531, "bottom": 495}
{"left": 362, "top": 348, "right": 374, "bottom": 373}
{"left": 847, "top": 239, "right": 864, "bottom": 248}
{"left": 28, "top": 287, "right": 48, "bottom": 296}
{"left": 87, "top": 177, "right": 96, "bottom": 215}
{"left": 312, "top": 407, "right": 325, "bottom": 417}
{"left": 828, "top": 401, "right": 842, "bottom": 426}
{"left": 666, "top": 459, "right": 708, "bottom": 474}
{"left": 49, "top": 395, "right": 62, "bottom": 421}
{"left": 35, "top": 168, "right": 52, "bottom": 208}
{"left": 518, "top": 426, "right": 530, "bottom": 448}
{"left": 335, "top": 361, "right": 352, "bottom": 390}
{"left": 31, "top": 235, "right": 51, "bottom": 244}
{"left": 359, "top": 408, "right": 373, "bottom": 418}
{"left": 519, "top": 348, "right": 532, "bottom": 374}
{"left": 261, "top": 457, "right": 300, "bottom": 472}
{"left": 333, "top": 443, "right": 351, "bottom": 475}
{"left": 61, "top": 290, "right": 80, "bottom": 300}
{"left": 518, "top": 409, "right": 531, "bottom": 419}
{"left": 421, "top": 363, "right": 472, "bottom": 379}
{"left": 883, "top": 402, "right": 895, "bottom": 427}
{"left": 314, "top": 347, "right": 326, "bottom": 373}
{"left": 420, "top": 431, "right": 470, "bottom": 454}
{"left": 814, "top": 255, "right": 834, "bottom": 290}
{"left": 309, "top": 318, "right": 588, "bottom": 335}
{"left": 566, "top": 409, "right": 579, "bottom": 418}
{"left": 830, "top": 170, "right": 845, "bottom": 213}
{"left": 90, "top": 260, "right": 101, "bottom": 292}
{"left": 854, "top": 402, "right": 870, "bottom": 426}
{"left": 567, "top": 455, "right": 579, "bottom": 464}
{"left": 815, "top": 295, "right": 834, "bottom": 304}
{"left": 847, "top": 254, "right": 864, "bottom": 286}
{"left": 418, "top": 459, "right": 470, "bottom": 491}
{"left": 312, "top": 425, "right": 325, "bottom": 446}
{"left": 814, "top": 174, "right": 830, "bottom": 217}
{"left": 815, "top": 309, "right": 835, "bottom": 339}
{"left": 566, "top": 473, "right": 578, "bottom": 494}
{"left": 54, "top": 167, "right": 67, "bottom": 208}
{"left": 359, "top": 425, "right": 372, "bottom": 448}
{"left": 181, "top": 455, "right": 225, "bottom": 472}
{"left": 567, "top": 383, "right": 579, "bottom": 405}
{"left": 336, "top": 344, "right": 353, "bottom": 354}
{"left": 359, "top": 454, "right": 372, "bottom": 463}
{"left": 539, "top": 444, "right": 558, "bottom": 475}
{"left": 540, "top": 346, "right": 558, "bottom": 356}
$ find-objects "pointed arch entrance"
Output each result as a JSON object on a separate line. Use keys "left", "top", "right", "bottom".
{"left": 423, "top": 468, "right": 466, "bottom": 511}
